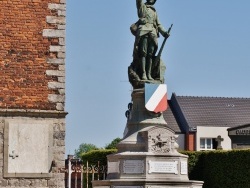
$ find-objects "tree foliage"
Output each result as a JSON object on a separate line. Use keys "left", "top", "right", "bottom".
{"left": 74, "top": 137, "right": 122, "bottom": 158}
{"left": 105, "top": 137, "right": 122, "bottom": 149}
{"left": 74, "top": 143, "right": 99, "bottom": 158}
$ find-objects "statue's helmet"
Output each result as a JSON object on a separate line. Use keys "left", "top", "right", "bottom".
{"left": 146, "top": 0, "right": 157, "bottom": 5}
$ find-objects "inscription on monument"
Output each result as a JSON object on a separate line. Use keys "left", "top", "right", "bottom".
{"left": 114, "top": 186, "right": 143, "bottom": 188}
{"left": 180, "top": 161, "right": 188, "bottom": 175}
{"left": 148, "top": 187, "right": 188, "bottom": 188}
{"left": 148, "top": 161, "right": 178, "bottom": 174}
{"left": 123, "top": 160, "right": 144, "bottom": 174}
{"left": 108, "top": 161, "right": 120, "bottom": 174}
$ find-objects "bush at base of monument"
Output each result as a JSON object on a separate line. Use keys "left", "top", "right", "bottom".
{"left": 182, "top": 150, "right": 250, "bottom": 188}
{"left": 81, "top": 149, "right": 117, "bottom": 188}
{"left": 81, "top": 149, "right": 117, "bottom": 167}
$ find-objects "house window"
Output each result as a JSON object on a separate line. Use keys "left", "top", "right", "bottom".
{"left": 200, "top": 138, "right": 217, "bottom": 150}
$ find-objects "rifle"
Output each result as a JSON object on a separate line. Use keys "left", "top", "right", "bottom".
{"left": 154, "top": 24, "right": 173, "bottom": 80}
{"left": 155, "top": 24, "right": 173, "bottom": 65}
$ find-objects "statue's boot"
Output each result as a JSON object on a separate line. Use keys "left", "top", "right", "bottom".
{"left": 141, "top": 57, "right": 148, "bottom": 80}
{"left": 147, "top": 58, "right": 154, "bottom": 80}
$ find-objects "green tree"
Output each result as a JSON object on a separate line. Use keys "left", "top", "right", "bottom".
{"left": 105, "top": 137, "right": 122, "bottom": 149}
{"left": 74, "top": 143, "right": 99, "bottom": 158}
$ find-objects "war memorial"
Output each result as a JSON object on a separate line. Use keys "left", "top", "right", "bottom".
{"left": 93, "top": 0, "right": 204, "bottom": 188}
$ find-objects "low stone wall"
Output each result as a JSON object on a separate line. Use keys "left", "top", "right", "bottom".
{"left": 0, "top": 110, "right": 66, "bottom": 188}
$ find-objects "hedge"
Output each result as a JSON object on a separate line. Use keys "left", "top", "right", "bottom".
{"left": 80, "top": 149, "right": 117, "bottom": 188}
{"left": 81, "top": 149, "right": 117, "bottom": 166}
{"left": 81, "top": 149, "right": 250, "bottom": 188}
{"left": 181, "top": 150, "right": 250, "bottom": 188}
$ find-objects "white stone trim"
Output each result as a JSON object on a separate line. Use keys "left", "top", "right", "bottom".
{"left": 46, "top": 16, "right": 66, "bottom": 24}
{"left": 50, "top": 45, "right": 66, "bottom": 52}
{"left": 44, "top": 2, "right": 66, "bottom": 111}
{"left": 48, "top": 94, "right": 65, "bottom": 103}
{"left": 48, "top": 82, "right": 65, "bottom": 89}
{"left": 57, "top": 52, "right": 66, "bottom": 58}
{"left": 46, "top": 70, "right": 65, "bottom": 77}
{"left": 48, "top": 3, "right": 66, "bottom": 10}
{"left": 58, "top": 77, "right": 65, "bottom": 83}
{"left": 47, "top": 58, "right": 65, "bottom": 64}
{"left": 43, "top": 29, "right": 65, "bottom": 38}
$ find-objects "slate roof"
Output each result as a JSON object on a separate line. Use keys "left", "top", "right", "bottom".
{"left": 163, "top": 100, "right": 183, "bottom": 133}
{"left": 172, "top": 93, "right": 250, "bottom": 130}
{"left": 227, "top": 123, "right": 250, "bottom": 131}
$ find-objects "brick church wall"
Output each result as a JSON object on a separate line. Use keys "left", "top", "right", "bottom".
{"left": 0, "top": 0, "right": 66, "bottom": 111}
{"left": 0, "top": 0, "right": 66, "bottom": 187}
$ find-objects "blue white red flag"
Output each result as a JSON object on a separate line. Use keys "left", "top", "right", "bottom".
{"left": 145, "top": 84, "right": 168, "bottom": 113}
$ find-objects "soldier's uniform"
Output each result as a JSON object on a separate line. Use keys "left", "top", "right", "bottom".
{"left": 136, "top": 0, "right": 166, "bottom": 58}
{"left": 130, "top": 0, "right": 167, "bottom": 80}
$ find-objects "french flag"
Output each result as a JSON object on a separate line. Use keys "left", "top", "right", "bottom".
{"left": 145, "top": 84, "right": 168, "bottom": 113}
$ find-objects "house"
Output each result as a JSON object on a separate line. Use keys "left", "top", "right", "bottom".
{"left": 163, "top": 99, "right": 185, "bottom": 150}
{"left": 164, "top": 93, "right": 250, "bottom": 151}
{"left": 228, "top": 124, "right": 250, "bottom": 149}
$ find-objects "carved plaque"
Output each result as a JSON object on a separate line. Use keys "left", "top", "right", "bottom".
{"left": 148, "top": 187, "right": 187, "bottom": 188}
{"left": 148, "top": 161, "right": 178, "bottom": 174}
{"left": 108, "top": 161, "right": 120, "bottom": 174}
{"left": 123, "top": 160, "right": 144, "bottom": 174}
{"left": 114, "top": 186, "right": 143, "bottom": 188}
{"left": 180, "top": 161, "right": 188, "bottom": 175}
{"left": 148, "top": 128, "right": 172, "bottom": 153}
{"left": 4, "top": 120, "right": 52, "bottom": 178}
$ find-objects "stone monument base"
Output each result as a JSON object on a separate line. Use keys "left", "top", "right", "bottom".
{"left": 93, "top": 88, "right": 203, "bottom": 188}
{"left": 93, "top": 126, "right": 203, "bottom": 188}
{"left": 93, "top": 179, "right": 203, "bottom": 188}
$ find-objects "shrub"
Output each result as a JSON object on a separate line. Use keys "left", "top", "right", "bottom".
{"left": 81, "top": 149, "right": 117, "bottom": 166}
{"left": 181, "top": 149, "right": 250, "bottom": 188}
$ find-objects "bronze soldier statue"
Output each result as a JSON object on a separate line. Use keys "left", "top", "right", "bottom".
{"left": 131, "top": 0, "right": 170, "bottom": 81}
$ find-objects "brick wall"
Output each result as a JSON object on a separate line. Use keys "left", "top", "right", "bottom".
{"left": 0, "top": 0, "right": 66, "bottom": 111}
{"left": 186, "top": 133, "right": 196, "bottom": 151}
{"left": 0, "top": 0, "right": 66, "bottom": 187}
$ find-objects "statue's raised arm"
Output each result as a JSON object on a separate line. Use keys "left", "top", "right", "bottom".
{"left": 128, "top": 0, "right": 171, "bottom": 88}
{"left": 136, "top": 0, "right": 143, "bottom": 9}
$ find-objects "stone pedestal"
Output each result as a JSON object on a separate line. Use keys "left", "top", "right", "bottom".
{"left": 93, "top": 89, "right": 203, "bottom": 188}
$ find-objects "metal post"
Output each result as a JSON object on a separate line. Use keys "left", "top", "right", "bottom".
{"left": 68, "top": 158, "right": 72, "bottom": 188}
{"left": 74, "top": 161, "right": 77, "bottom": 188}
{"left": 80, "top": 165, "right": 83, "bottom": 188}
{"left": 92, "top": 165, "right": 95, "bottom": 181}
{"left": 86, "top": 161, "right": 89, "bottom": 188}
{"left": 97, "top": 161, "right": 100, "bottom": 180}
{"left": 103, "top": 165, "right": 106, "bottom": 180}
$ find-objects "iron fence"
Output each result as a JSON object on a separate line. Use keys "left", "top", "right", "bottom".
{"left": 59, "top": 160, "right": 107, "bottom": 188}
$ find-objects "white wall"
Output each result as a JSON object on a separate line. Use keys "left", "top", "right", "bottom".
{"left": 196, "top": 126, "right": 231, "bottom": 151}
{"left": 176, "top": 134, "right": 185, "bottom": 150}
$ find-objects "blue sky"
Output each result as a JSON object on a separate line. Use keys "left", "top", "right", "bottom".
{"left": 65, "top": 0, "right": 250, "bottom": 155}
